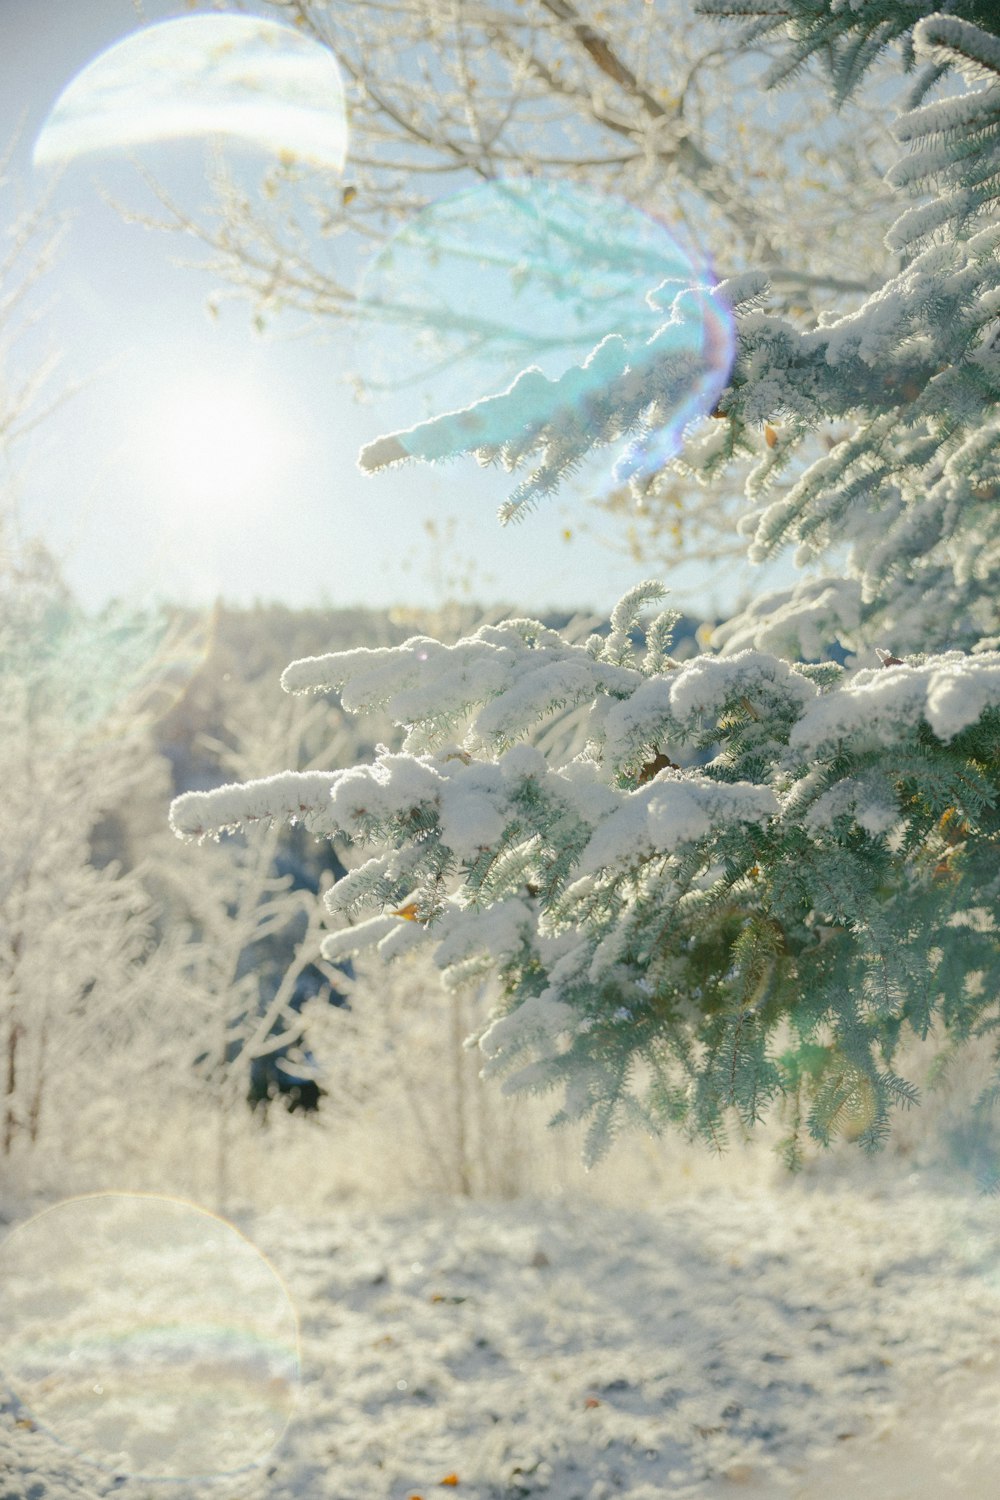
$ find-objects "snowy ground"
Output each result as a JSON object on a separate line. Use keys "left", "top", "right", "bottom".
{"left": 3, "top": 1167, "right": 1000, "bottom": 1500}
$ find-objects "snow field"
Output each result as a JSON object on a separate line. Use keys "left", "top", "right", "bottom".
{"left": 3, "top": 1171, "right": 999, "bottom": 1499}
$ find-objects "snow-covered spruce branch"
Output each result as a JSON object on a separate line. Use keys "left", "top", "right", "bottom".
{"left": 356, "top": 13, "right": 1000, "bottom": 658}
{"left": 358, "top": 279, "right": 738, "bottom": 518}
{"left": 358, "top": 233, "right": 999, "bottom": 496}
{"left": 912, "top": 15, "right": 1000, "bottom": 90}
{"left": 695, "top": 0, "right": 978, "bottom": 106}
{"left": 355, "top": 229, "right": 1000, "bottom": 632}
{"left": 172, "top": 591, "right": 1000, "bottom": 1163}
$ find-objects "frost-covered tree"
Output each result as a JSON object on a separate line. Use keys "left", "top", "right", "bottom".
{"left": 173, "top": 3, "right": 1000, "bottom": 1170}
{"left": 0, "top": 164, "right": 165, "bottom": 1178}
{"left": 158, "top": 693, "right": 351, "bottom": 1213}
{"left": 0, "top": 543, "right": 166, "bottom": 1168}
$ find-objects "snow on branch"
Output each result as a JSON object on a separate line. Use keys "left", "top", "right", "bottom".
{"left": 912, "top": 16, "right": 1000, "bottom": 89}
{"left": 169, "top": 771, "right": 340, "bottom": 841}
{"left": 281, "top": 618, "right": 638, "bottom": 750}
{"left": 790, "top": 650, "right": 1000, "bottom": 754}
{"left": 576, "top": 772, "right": 779, "bottom": 877}
{"left": 357, "top": 284, "right": 736, "bottom": 520}
{"left": 893, "top": 87, "right": 1000, "bottom": 149}
{"left": 174, "top": 582, "right": 1000, "bottom": 1163}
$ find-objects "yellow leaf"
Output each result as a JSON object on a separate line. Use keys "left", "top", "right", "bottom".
{"left": 394, "top": 902, "right": 422, "bottom": 922}
{"left": 764, "top": 423, "right": 778, "bottom": 448}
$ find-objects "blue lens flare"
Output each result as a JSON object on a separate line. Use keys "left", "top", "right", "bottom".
{"left": 357, "top": 179, "right": 735, "bottom": 489}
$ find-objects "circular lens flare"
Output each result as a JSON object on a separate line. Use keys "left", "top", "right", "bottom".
{"left": 33, "top": 15, "right": 348, "bottom": 173}
{"left": 0, "top": 1194, "right": 300, "bottom": 1480}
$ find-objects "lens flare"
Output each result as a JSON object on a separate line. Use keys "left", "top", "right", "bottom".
{"left": 33, "top": 15, "right": 348, "bottom": 173}
{"left": 0, "top": 587, "right": 212, "bottom": 743}
{"left": 0, "top": 1194, "right": 300, "bottom": 1480}
{"left": 356, "top": 179, "right": 734, "bottom": 486}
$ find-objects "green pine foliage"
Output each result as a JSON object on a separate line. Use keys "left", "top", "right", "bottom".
{"left": 697, "top": 0, "right": 999, "bottom": 105}
{"left": 174, "top": 3, "right": 1000, "bottom": 1167}
{"left": 172, "top": 593, "right": 1000, "bottom": 1167}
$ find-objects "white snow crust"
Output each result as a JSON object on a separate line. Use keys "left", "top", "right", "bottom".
{"left": 790, "top": 650, "right": 1000, "bottom": 753}
{"left": 5, "top": 1175, "right": 1000, "bottom": 1499}
{"left": 577, "top": 774, "right": 778, "bottom": 876}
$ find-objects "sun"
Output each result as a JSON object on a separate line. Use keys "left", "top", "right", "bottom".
{"left": 143, "top": 376, "right": 285, "bottom": 512}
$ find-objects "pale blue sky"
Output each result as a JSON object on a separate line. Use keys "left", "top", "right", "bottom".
{"left": 1, "top": 0, "right": 785, "bottom": 621}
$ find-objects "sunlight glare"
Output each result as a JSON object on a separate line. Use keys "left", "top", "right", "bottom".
{"left": 145, "top": 377, "right": 285, "bottom": 513}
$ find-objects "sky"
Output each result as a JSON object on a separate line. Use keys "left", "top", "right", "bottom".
{"left": 0, "top": 0, "right": 783, "bottom": 622}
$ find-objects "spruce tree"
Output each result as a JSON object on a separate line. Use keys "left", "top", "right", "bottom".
{"left": 172, "top": 2, "right": 1000, "bottom": 1168}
